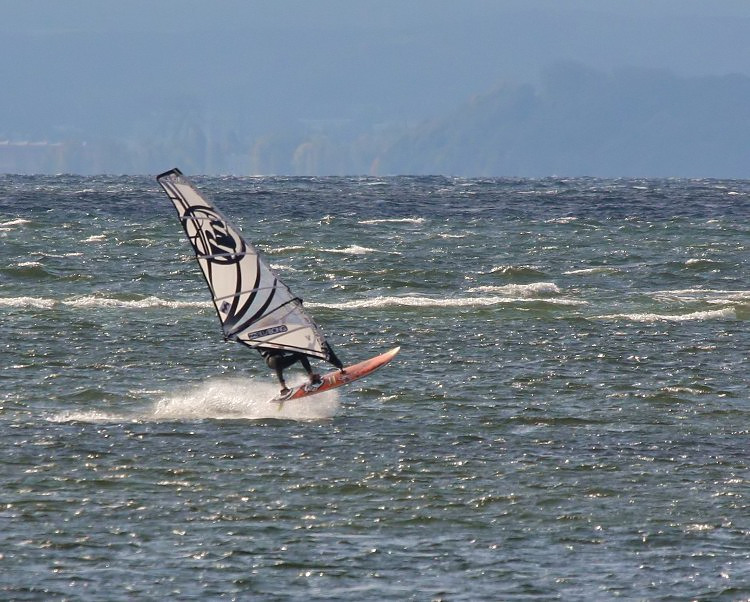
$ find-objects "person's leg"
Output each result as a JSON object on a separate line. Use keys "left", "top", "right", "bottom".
{"left": 266, "top": 354, "right": 293, "bottom": 391}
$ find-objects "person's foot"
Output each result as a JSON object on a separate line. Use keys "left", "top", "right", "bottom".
{"left": 310, "top": 373, "right": 322, "bottom": 385}
{"left": 280, "top": 387, "right": 290, "bottom": 396}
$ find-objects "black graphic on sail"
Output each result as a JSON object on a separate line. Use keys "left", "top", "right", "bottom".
{"left": 156, "top": 168, "right": 332, "bottom": 361}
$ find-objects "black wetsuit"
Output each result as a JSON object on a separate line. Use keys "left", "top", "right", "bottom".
{"left": 258, "top": 343, "right": 343, "bottom": 388}
{"left": 259, "top": 349, "right": 313, "bottom": 386}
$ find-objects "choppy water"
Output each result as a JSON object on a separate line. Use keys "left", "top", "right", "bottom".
{"left": 2, "top": 174, "right": 750, "bottom": 600}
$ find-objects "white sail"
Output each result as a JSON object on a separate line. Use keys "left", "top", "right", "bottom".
{"left": 157, "top": 168, "right": 333, "bottom": 361}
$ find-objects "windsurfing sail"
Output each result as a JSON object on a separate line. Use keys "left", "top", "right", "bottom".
{"left": 156, "top": 168, "right": 335, "bottom": 363}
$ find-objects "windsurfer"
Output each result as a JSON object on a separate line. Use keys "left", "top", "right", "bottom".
{"left": 259, "top": 344, "right": 344, "bottom": 395}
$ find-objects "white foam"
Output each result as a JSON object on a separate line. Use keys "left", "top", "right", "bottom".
{"left": 0, "top": 295, "right": 210, "bottom": 311}
{"left": 651, "top": 289, "right": 750, "bottom": 304}
{"left": 0, "top": 218, "right": 30, "bottom": 228}
{"left": 151, "top": 377, "right": 339, "bottom": 421}
{"left": 269, "top": 245, "right": 307, "bottom": 254}
{"left": 358, "top": 217, "right": 425, "bottom": 225}
{"left": 48, "top": 377, "right": 339, "bottom": 423}
{"left": 657, "top": 288, "right": 732, "bottom": 295}
{"left": 662, "top": 386, "right": 711, "bottom": 396}
{"left": 484, "top": 264, "right": 544, "bottom": 276}
{"left": 308, "top": 293, "right": 582, "bottom": 310}
{"left": 48, "top": 409, "right": 129, "bottom": 423}
{"left": 0, "top": 296, "right": 56, "bottom": 309}
{"left": 323, "top": 245, "right": 381, "bottom": 255}
{"left": 62, "top": 295, "right": 209, "bottom": 310}
{"left": 35, "top": 252, "right": 83, "bottom": 258}
{"left": 468, "top": 282, "right": 561, "bottom": 297}
{"left": 597, "top": 307, "right": 735, "bottom": 323}
{"left": 684, "top": 258, "right": 720, "bottom": 268}
{"left": 564, "top": 267, "right": 620, "bottom": 275}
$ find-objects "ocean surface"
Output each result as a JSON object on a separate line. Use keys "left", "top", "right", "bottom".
{"left": 2, "top": 174, "right": 749, "bottom": 600}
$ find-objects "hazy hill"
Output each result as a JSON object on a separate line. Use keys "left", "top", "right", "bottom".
{"left": 3, "top": 2, "right": 750, "bottom": 176}
{"left": 2, "top": 62, "right": 750, "bottom": 177}
{"left": 376, "top": 64, "right": 750, "bottom": 178}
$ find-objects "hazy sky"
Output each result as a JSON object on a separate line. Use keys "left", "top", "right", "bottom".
{"left": 3, "top": 1, "right": 750, "bottom": 146}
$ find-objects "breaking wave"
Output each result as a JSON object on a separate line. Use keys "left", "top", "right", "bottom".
{"left": 564, "top": 266, "right": 621, "bottom": 275}
{"left": 322, "top": 245, "right": 384, "bottom": 255}
{"left": 467, "top": 282, "right": 561, "bottom": 296}
{"left": 0, "top": 296, "right": 56, "bottom": 309}
{"left": 308, "top": 292, "right": 582, "bottom": 310}
{"left": 82, "top": 234, "right": 107, "bottom": 243}
{"left": 359, "top": 217, "right": 425, "bottom": 225}
{"left": 650, "top": 289, "right": 750, "bottom": 305}
{"left": 0, "top": 295, "right": 209, "bottom": 310}
{"left": 63, "top": 295, "right": 208, "bottom": 310}
{"left": 596, "top": 307, "right": 736, "bottom": 323}
{"left": 0, "top": 218, "right": 31, "bottom": 229}
{"left": 484, "top": 264, "right": 547, "bottom": 277}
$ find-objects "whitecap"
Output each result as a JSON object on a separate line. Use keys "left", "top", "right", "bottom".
{"left": 651, "top": 289, "right": 750, "bottom": 305}
{"left": 515, "top": 189, "right": 559, "bottom": 195}
{"left": 0, "top": 296, "right": 56, "bottom": 309}
{"left": 564, "top": 267, "right": 620, "bottom": 275}
{"left": 308, "top": 293, "right": 582, "bottom": 310}
{"left": 596, "top": 307, "right": 735, "bottom": 322}
{"left": 684, "top": 258, "right": 721, "bottom": 269}
{"left": 323, "top": 245, "right": 382, "bottom": 255}
{"left": 34, "top": 251, "right": 83, "bottom": 258}
{"left": 358, "top": 217, "right": 425, "bottom": 225}
{"left": 48, "top": 410, "right": 131, "bottom": 423}
{"left": 662, "top": 386, "right": 711, "bottom": 396}
{"left": 484, "top": 264, "right": 545, "bottom": 276}
{"left": 63, "top": 295, "right": 209, "bottom": 310}
{"left": 468, "top": 282, "right": 561, "bottom": 297}
{"left": 0, "top": 218, "right": 31, "bottom": 228}
{"left": 269, "top": 245, "right": 307, "bottom": 254}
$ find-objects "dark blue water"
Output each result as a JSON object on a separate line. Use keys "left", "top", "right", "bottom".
{"left": 2, "top": 175, "right": 749, "bottom": 599}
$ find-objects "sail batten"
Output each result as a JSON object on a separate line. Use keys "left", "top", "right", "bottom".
{"left": 212, "top": 284, "right": 283, "bottom": 302}
{"left": 157, "top": 168, "right": 332, "bottom": 362}
{"left": 197, "top": 251, "right": 253, "bottom": 260}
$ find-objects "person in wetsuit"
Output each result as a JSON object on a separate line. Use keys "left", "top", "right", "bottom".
{"left": 259, "top": 343, "right": 344, "bottom": 396}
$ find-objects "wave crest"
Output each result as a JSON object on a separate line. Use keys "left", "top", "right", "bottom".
{"left": 597, "top": 307, "right": 735, "bottom": 322}
{"left": 358, "top": 217, "right": 425, "bottom": 225}
{"left": 0, "top": 296, "right": 56, "bottom": 309}
{"left": 63, "top": 295, "right": 208, "bottom": 310}
{"left": 468, "top": 282, "right": 561, "bottom": 297}
{"left": 309, "top": 292, "right": 581, "bottom": 310}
